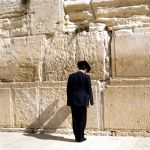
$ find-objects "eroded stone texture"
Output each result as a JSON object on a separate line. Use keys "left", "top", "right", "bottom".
{"left": 39, "top": 87, "right": 71, "bottom": 129}
{"left": 0, "top": 16, "right": 28, "bottom": 38}
{"left": 43, "top": 33, "right": 76, "bottom": 81}
{"left": 0, "top": 0, "right": 26, "bottom": 19}
{"left": 39, "top": 81, "right": 101, "bottom": 129}
{"left": 111, "top": 27, "right": 150, "bottom": 77}
{"left": 92, "top": 0, "right": 150, "bottom": 30}
{"left": 13, "top": 87, "right": 38, "bottom": 128}
{"left": 94, "top": 5, "right": 149, "bottom": 18}
{"left": 0, "top": 35, "right": 44, "bottom": 82}
{"left": 67, "top": 10, "right": 94, "bottom": 22}
{"left": 64, "top": 0, "right": 150, "bottom": 30}
{"left": 86, "top": 81, "right": 101, "bottom": 129}
{"left": 103, "top": 79, "right": 150, "bottom": 130}
{"left": 0, "top": 89, "right": 12, "bottom": 127}
{"left": 29, "top": 0, "right": 64, "bottom": 34}
{"left": 91, "top": 0, "right": 150, "bottom": 7}
{"left": 64, "top": 0, "right": 91, "bottom": 12}
{"left": 44, "top": 31, "right": 110, "bottom": 81}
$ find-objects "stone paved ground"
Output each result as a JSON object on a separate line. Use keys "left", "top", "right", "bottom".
{"left": 0, "top": 132, "right": 150, "bottom": 150}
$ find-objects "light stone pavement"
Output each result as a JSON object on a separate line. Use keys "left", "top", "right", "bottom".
{"left": 0, "top": 132, "right": 150, "bottom": 150}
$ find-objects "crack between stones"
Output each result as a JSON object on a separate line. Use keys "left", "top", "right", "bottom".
{"left": 90, "top": 0, "right": 96, "bottom": 21}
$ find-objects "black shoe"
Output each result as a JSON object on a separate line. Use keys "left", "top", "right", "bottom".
{"left": 75, "top": 138, "right": 86, "bottom": 142}
{"left": 75, "top": 139, "right": 83, "bottom": 142}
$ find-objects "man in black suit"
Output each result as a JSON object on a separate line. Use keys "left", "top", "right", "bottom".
{"left": 67, "top": 61, "right": 94, "bottom": 142}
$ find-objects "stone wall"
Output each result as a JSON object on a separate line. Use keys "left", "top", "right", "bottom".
{"left": 0, "top": 0, "right": 150, "bottom": 134}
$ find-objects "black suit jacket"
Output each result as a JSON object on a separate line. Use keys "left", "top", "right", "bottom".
{"left": 67, "top": 71, "right": 93, "bottom": 106}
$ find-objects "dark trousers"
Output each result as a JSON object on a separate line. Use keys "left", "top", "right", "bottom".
{"left": 71, "top": 106, "right": 87, "bottom": 141}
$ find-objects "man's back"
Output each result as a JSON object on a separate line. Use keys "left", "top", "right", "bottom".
{"left": 67, "top": 71, "right": 93, "bottom": 106}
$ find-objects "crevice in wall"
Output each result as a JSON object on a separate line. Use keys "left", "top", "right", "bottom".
{"left": 103, "top": 26, "right": 112, "bottom": 81}
{"left": 90, "top": 0, "right": 96, "bottom": 21}
{"left": 75, "top": 26, "right": 89, "bottom": 34}
{"left": 0, "top": 79, "right": 13, "bottom": 83}
{"left": 21, "top": 0, "right": 30, "bottom": 5}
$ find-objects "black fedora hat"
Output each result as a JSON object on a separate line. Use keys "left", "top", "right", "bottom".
{"left": 77, "top": 61, "right": 91, "bottom": 73}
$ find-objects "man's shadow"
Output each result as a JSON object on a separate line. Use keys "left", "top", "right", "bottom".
{"left": 24, "top": 100, "right": 74, "bottom": 142}
{"left": 23, "top": 133, "right": 75, "bottom": 142}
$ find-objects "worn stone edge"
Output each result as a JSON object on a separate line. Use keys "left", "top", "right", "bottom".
{"left": 1, "top": 128, "right": 150, "bottom": 137}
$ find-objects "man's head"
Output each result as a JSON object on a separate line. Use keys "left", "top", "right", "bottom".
{"left": 77, "top": 61, "right": 91, "bottom": 73}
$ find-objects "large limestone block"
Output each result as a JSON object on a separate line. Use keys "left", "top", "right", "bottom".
{"left": 64, "top": 0, "right": 94, "bottom": 21}
{"left": 13, "top": 87, "right": 38, "bottom": 128}
{"left": 39, "top": 85, "right": 71, "bottom": 129}
{"left": 64, "top": 0, "right": 91, "bottom": 12}
{"left": 44, "top": 33, "right": 76, "bottom": 81}
{"left": 111, "top": 27, "right": 150, "bottom": 77}
{"left": 44, "top": 31, "right": 110, "bottom": 81}
{"left": 91, "top": 0, "right": 150, "bottom": 8}
{"left": 29, "top": 0, "right": 63, "bottom": 34}
{"left": 0, "top": 89, "right": 12, "bottom": 127}
{"left": 94, "top": 5, "right": 149, "bottom": 19}
{"left": 39, "top": 81, "right": 101, "bottom": 129}
{"left": 87, "top": 81, "right": 102, "bottom": 129}
{"left": 103, "top": 79, "right": 150, "bottom": 130}
{"left": 75, "top": 31, "right": 110, "bottom": 80}
{"left": 0, "top": 35, "right": 44, "bottom": 82}
{"left": 0, "top": 81, "right": 101, "bottom": 129}
{"left": 0, "top": 0, "right": 26, "bottom": 19}
{"left": 96, "top": 17, "right": 150, "bottom": 31}
{"left": 67, "top": 10, "right": 94, "bottom": 22}
{"left": 0, "top": 16, "right": 28, "bottom": 38}
{"left": 91, "top": 0, "right": 150, "bottom": 29}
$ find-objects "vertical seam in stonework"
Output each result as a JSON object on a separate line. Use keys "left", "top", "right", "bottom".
{"left": 11, "top": 88, "right": 16, "bottom": 128}
{"left": 63, "top": 0, "right": 67, "bottom": 16}
{"left": 100, "top": 81, "right": 106, "bottom": 130}
{"left": 37, "top": 83, "right": 40, "bottom": 128}
{"left": 107, "top": 30, "right": 113, "bottom": 79}
{"left": 90, "top": 0, "right": 96, "bottom": 21}
{"left": 10, "top": 88, "right": 14, "bottom": 127}
{"left": 26, "top": 0, "right": 31, "bottom": 35}
{"left": 103, "top": 30, "right": 112, "bottom": 80}
{"left": 113, "top": 31, "right": 117, "bottom": 77}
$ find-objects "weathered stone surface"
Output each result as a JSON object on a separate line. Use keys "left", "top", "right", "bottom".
{"left": 0, "top": 0, "right": 26, "bottom": 19}
{"left": 0, "top": 89, "right": 12, "bottom": 127}
{"left": 39, "top": 81, "right": 101, "bottom": 129}
{"left": 103, "top": 79, "right": 150, "bottom": 130}
{"left": 0, "top": 35, "right": 44, "bottom": 82}
{"left": 0, "top": 16, "right": 28, "bottom": 38}
{"left": 29, "top": 0, "right": 63, "bottom": 34}
{"left": 92, "top": 1, "right": 150, "bottom": 29}
{"left": 13, "top": 87, "right": 38, "bottom": 128}
{"left": 0, "top": 81, "right": 101, "bottom": 129}
{"left": 39, "top": 87, "right": 71, "bottom": 129}
{"left": 64, "top": 0, "right": 91, "bottom": 12}
{"left": 44, "top": 31, "right": 110, "bottom": 81}
{"left": 111, "top": 27, "right": 150, "bottom": 77}
{"left": 64, "top": 0, "right": 150, "bottom": 30}
{"left": 94, "top": 5, "right": 149, "bottom": 18}
{"left": 96, "top": 16, "right": 150, "bottom": 30}
{"left": 67, "top": 10, "right": 94, "bottom": 22}
{"left": 64, "top": 0, "right": 93, "bottom": 22}
{"left": 86, "top": 81, "right": 102, "bottom": 129}
{"left": 91, "top": 0, "right": 150, "bottom": 7}
{"left": 75, "top": 31, "right": 110, "bottom": 80}
{"left": 43, "top": 33, "right": 76, "bottom": 81}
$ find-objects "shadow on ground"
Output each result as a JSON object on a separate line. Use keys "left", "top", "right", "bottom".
{"left": 23, "top": 133, "right": 75, "bottom": 142}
